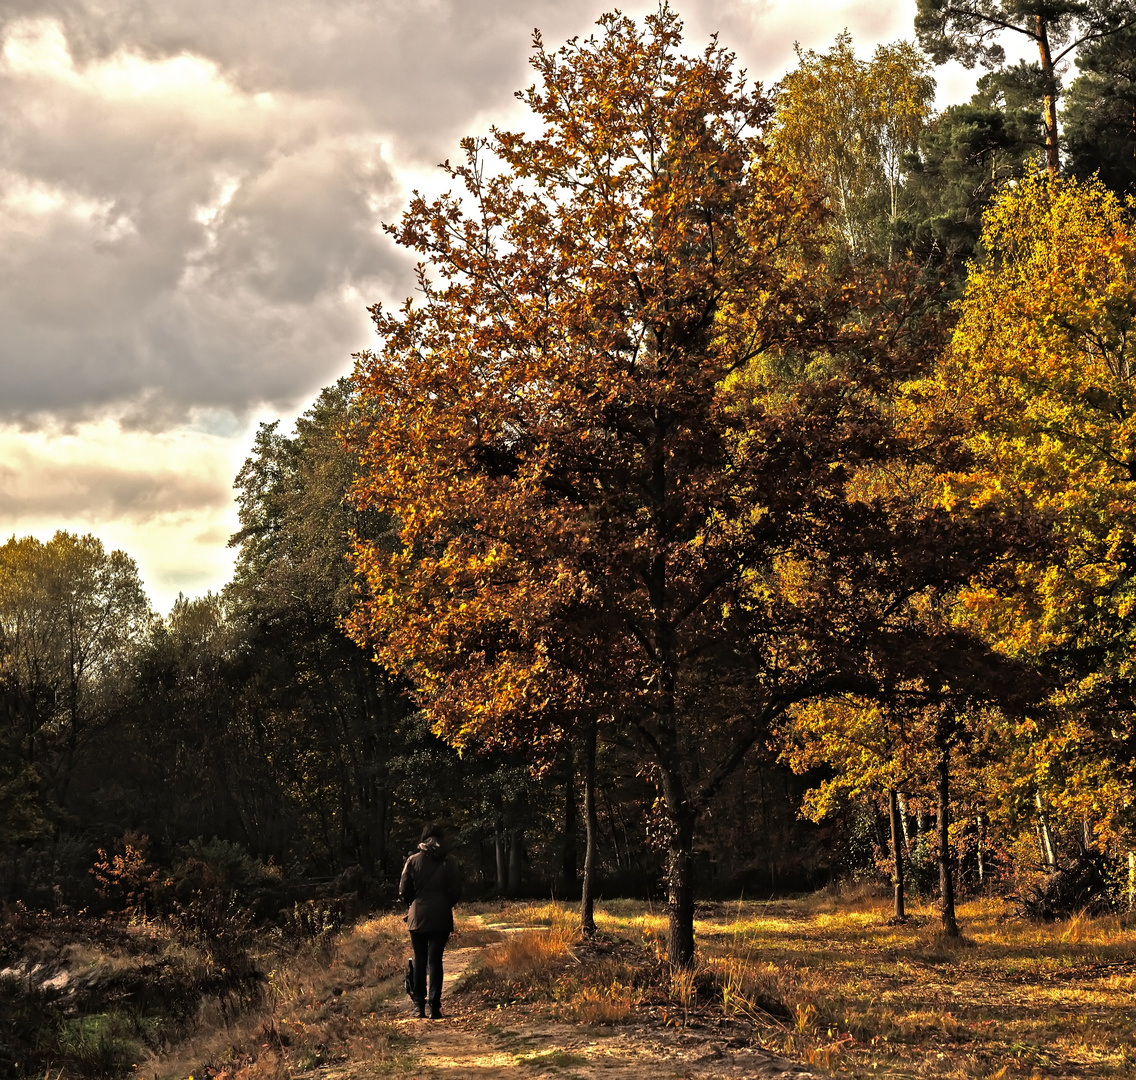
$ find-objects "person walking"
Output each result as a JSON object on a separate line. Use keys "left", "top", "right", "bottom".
{"left": 399, "top": 823, "right": 462, "bottom": 1018}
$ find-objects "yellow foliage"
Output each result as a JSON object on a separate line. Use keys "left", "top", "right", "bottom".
{"left": 773, "top": 32, "right": 934, "bottom": 256}
{"left": 946, "top": 172, "right": 1136, "bottom": 844}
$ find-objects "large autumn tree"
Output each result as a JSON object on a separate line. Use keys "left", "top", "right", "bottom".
{"left": 349, "top": 7, "right": 1026, "bottom": 963}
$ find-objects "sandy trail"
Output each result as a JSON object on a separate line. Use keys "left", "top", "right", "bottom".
{"left": 381, "top": 921, "right": 817, "bottom": 1080}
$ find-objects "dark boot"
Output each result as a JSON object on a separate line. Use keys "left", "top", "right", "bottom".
{"left": 414, "top": 999, "right": 426, "bottom": 1018}
{"left": 428, "top": 1003, "right": 443, "bottom": 1019}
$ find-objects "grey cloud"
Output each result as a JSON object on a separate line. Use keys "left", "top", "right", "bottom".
{"left": 1, "top": 0, "right": 639, "bottom": 427}
{"left": 0, "top": 0, "right": 607, "bottom": 162}
{"left": 205, "top": 136, "right": 398, "bottom": 304}
{"left": 0, "top": 17, "right": 413, "bottom": 423}
{"left": 0, "top": 458, "right": 229, "bottom": 521}
{"left": 1, "top": 0, "right": 921, "bottom": 430}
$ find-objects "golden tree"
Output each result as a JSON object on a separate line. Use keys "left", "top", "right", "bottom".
{"left": 945, "top": 172, "right": 1136, "bottom": 859}
{"left": 784, "top": 696, "right": 928, "bottom": 922}
{"left": 773, "top": 33, "right": 935, "bottom": 260}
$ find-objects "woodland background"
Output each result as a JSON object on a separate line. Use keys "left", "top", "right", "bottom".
{"left": 5, "top": 0, "right": 1136, "bottom": 958}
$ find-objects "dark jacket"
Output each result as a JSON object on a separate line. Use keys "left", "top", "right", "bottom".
{"left": 399, "top": 839, "right": 462, "bottom": 933}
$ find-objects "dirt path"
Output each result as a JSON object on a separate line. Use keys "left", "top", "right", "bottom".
{"left": 380, "top": 922, "right": 817, "bottom": 1080}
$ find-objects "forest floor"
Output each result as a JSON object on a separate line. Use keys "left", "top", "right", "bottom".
{"left": 155, "top": 892, "right": 1136, "bottom": 1080}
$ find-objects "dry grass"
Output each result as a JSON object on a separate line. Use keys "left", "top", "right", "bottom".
{"left": 464, "top": 901, "right": 651, "bottom": 1025}
{"left": 126, "top": 892, "right": 1136, "bottom": 1078}
{"left": 150, "top": 913, "right": 411, "bottom": 1079}
{"left": 479, "top": 902, "right": 579, "bottom": 980}
{"left": 700, "top": 893, "right": 1136, "bottom": 1078}
{"left": 465, "top": 901, "right": 582, "bottom": 1010}
{"left": 480, "top": 893, "right": 1136, "bottom": 1078}
{"left": 553, "top": 975, "right": 645, "bottom": 1025}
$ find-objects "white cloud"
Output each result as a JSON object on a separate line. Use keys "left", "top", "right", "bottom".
{"left": 0, "top": 12, "right": 408, "bottom": 422}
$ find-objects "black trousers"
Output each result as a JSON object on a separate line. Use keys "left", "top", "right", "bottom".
{"left": 409, "top": 930, "right": 449, "bottom": 1009}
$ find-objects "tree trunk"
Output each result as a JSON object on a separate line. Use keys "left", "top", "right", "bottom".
{"left": 368, "top": 786, "right": 386, "bottom": 876}
{"left": 495, "top": 831, "right": 507, "bottom": 896}
{"left": 889, "top": 788, "right": 906, "bottom": 922}
{"left": 1035, "top": 14, "right": 1060, "bottom": 178}
{"left": 561, "top": 744, "right": 578, "bottom": 898}
{"left": 508, "top": 832, "right": 524, "bottom": 896}
{"left": 898, "top": 792, "right": 910, "bottom": 844}
{"left": 580, "top": 717, "right": 598, "bottom": 936}
{"left": 975, "top": 813, "right": 985, "bottom": 890}
{"left": 1035, "top": 793, "right": 1057, "bottom": 871}
{"left": 872, "top": 801, "right": 890, "bottom": 854}
{"left": 601, "top": 781, "right": 627, "bottom": 868}
{"left": 937, "top": 745, "right": 960, "bottom": 938}
{"left": 667, "top": 811, "right": 696, "bottom": 967}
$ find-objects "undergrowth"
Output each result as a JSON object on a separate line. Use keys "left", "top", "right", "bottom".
{"left": 10, "top": 893, "right": 1136, "bottom": 1079}
{"left": 0, "top": 896, "right": 375, "bottom": 1080}
{"left": 151, "top": 913, "right": 410, "bottom": 1080}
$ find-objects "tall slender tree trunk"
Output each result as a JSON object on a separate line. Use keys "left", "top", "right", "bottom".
{"left": 580, "top": 717, "right": 598, "bottom": 936}
{"left": 937, "top": 745, "right": 960, "bottom": 938}
{"left": 601, "top": 783, "right": 627, "bottom": 868}
{"left": 872, "top": 801, "right": 890, "bottom": 854}
{"left": 508, "top": 832, "right": 524, "bottom": 896}
{"left": 667, "top": 811, "right": 696, "bottom": 967}
{"left": 656, "top": 730, "right": 698, "bottom": 967}
{"left": 369, "top": 786, "right": 386, "bottom": 875}
{"left": 495, "top": 831, "right": 507, "bottom": 896}
{"left": 889, "top": 788, "right": 906, "bottom": 922}
{"left": 975, "top": 813, "right": 985, "bottom": 891}
{"left": 1036, "top": 793, "right": 1057, "bottom": 871}
{"left": 1035, "top": 15, "right": 1060, "bottom": 178}
{"left": 647, "top": 402, "right": 696, "bottom": 967}
{"left": 898, "top": 792, "right": 910, "bottom": 844}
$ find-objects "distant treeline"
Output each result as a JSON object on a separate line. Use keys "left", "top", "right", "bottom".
{"left": 0, "top": 382, "right": 831, "bottom": 910}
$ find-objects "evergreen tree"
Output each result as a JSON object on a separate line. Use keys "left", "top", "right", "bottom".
{"left": 902, "top": 65, "right": 1041, "bottom": 287}
{"left": 1064, "top": 22, "right": 1136, "bottom": 195}
{"left": 915, "top": 0, "right": 1136, "bottom": 176}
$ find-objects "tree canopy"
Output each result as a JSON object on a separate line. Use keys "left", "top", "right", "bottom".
{"left": 944, "top": 172, "right": 1136, "bottom": 846}
{"left": 1063, "top": 21, "right": 1136, "bottom": 195}
{"left": 773, "top": 33, "right": 935, "bottom": 260}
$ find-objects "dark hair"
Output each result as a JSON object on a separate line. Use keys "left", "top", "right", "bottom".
{"left": 421, "top": 822, "right": 444, "bottom": 843}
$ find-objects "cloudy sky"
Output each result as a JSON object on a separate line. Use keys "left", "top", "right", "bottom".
{"left": 1, "top": 0, "right": 979, "bottom": 614}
